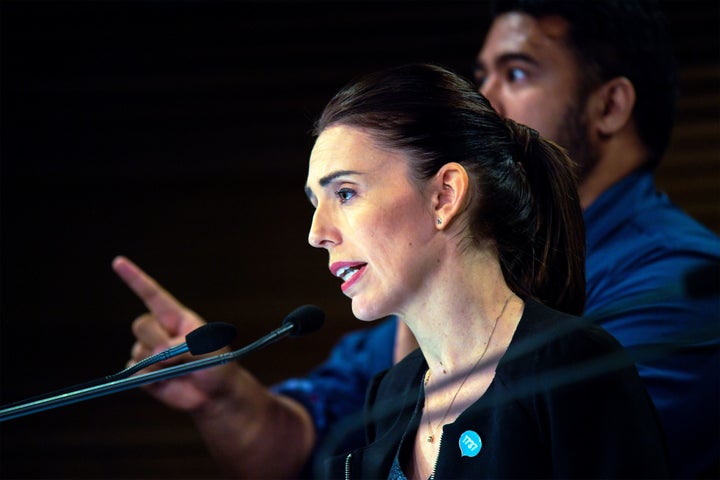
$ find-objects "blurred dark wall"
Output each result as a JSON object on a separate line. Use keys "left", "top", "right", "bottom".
{"left": 0, "top": 1, "right": 717, "bottom": 478}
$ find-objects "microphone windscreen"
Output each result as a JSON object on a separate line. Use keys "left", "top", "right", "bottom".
{"left": 186, "top": 322, "right": 238, "bottom": 355}
{"left": 282, "top": 305, "right": 325, "bottom": 337}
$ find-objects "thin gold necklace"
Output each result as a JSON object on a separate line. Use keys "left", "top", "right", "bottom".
{"left": 424, "top": 294, "right": 512, "bottom": 444}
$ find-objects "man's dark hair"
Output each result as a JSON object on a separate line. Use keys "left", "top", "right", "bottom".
{"left": 492, "top": 0, "right": 678, "bottom": 168}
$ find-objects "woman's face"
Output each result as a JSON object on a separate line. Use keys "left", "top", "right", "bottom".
{"left": 305, "top": 125, "right": 440, "bottom": 321}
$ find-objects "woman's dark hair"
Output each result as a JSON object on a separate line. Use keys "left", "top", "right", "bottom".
{"left": 491, "top": 0, "right": 678, "bottom": 169}
{"left": 314, "top": 63, "right": 585, "bottom": 315}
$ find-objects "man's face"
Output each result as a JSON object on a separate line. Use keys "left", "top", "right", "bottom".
{"left": 475, "top": 12, "right": 597, "bottom": 181}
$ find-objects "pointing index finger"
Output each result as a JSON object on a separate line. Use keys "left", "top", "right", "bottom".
{"left": 112, "top": 255, "right": 184, "bottom": 318}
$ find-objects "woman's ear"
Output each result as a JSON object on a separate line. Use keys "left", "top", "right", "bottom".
{"left": 432, "top": 162, "right": 469, "bottom": 230}
{"left": 588, "top": 76, "right": 636, "bottom": 137}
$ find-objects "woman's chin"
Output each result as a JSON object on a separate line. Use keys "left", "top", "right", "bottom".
{"left": 351, "top": 301, "right": 384, "bottom": 322}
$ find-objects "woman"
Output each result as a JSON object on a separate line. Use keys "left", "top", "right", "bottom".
{"left": 305, "top": 64, "right": 669, "bottom": 479}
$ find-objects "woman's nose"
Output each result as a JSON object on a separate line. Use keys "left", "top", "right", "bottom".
{"left": 308, "top": 204, "right": 338, "bottom": 249}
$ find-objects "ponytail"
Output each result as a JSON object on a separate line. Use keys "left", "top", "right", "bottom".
{"left": 502, "top": 119, "right": 586, "bottom": 315}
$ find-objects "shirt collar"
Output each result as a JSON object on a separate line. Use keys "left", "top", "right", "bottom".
{"left": 583, "top": 169, "right": 656, "bottom": 252}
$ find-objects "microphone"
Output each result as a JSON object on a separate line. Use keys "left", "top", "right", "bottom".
{"left": 107, "top": 321, "right": 238, "bottom": 381}
{"left": 0, "top": 305, "right": 324, "bottom": 422}
{"left": 282, "top": 304, "right": 325, "bottom": 337}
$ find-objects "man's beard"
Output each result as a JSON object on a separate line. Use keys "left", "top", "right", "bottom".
{"left": 554, "top": 100, "right": 599, "bottom": 185}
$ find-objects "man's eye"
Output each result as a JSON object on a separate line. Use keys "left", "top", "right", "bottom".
{"left": 507, "top": 67, "right": 528, "bottom": 82}
{"left": 336, "top": 188, "right": 355, "bottom": 203}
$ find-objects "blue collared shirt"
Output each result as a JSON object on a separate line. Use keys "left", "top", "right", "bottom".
{"left": 583, "top": 169, "right": 720, "bottom": 477}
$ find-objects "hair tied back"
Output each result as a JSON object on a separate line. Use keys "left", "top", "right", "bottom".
{"left": 504, "top": 117, "right": 540, "bottom": 166}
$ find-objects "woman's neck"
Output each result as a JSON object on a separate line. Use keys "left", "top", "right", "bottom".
{"left": 401, "top": 248, "right": 520, "bottom": 373}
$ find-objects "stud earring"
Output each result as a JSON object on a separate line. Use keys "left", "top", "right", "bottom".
{"left": 436, "top": 218, "right": 443, "bottom": 225}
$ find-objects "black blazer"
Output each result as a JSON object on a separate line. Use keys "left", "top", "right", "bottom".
{"left": 324, "top": 300, "right": 670, "bottom": 479}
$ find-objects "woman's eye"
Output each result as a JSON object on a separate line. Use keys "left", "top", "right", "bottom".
{"left": 336, "top": 188, "right": 355, "bottom": 203}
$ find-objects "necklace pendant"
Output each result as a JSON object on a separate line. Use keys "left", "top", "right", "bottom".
{"left": 426, "top": 435, "right": 434, "bottom": 443}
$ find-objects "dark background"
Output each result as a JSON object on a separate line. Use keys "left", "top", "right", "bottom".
{"left": 0, "top": 1, "right": 717, "bottom": 478}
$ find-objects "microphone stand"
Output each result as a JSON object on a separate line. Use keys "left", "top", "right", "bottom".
{"left": 0, "top": 322, "right": 294, "bottom": 422}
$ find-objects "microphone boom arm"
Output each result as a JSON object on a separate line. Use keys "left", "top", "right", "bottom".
{"left": 0, "top": 322, "right": 295, "bottom": 422}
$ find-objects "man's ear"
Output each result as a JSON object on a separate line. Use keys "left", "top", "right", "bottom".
{"left": 431, "top": 162, "right": 469, "bottom": 229}
{"left": 589, "top": 76, "right": 636, "bottom": 137}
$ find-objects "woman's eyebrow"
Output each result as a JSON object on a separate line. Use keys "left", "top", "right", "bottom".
{"left": 304, "top": 169, "right": 362, "bottom": 201}
{"left": 318, "top": 169, "right": 362, "bottom": 187}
